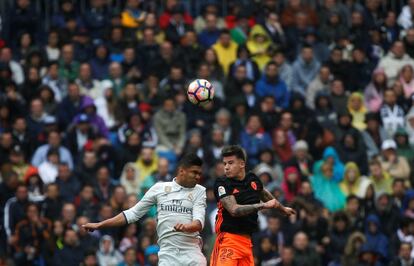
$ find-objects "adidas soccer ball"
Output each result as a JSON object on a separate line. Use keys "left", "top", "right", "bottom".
{"left": 187, "top": 79, "right": 214, "bottom": 106}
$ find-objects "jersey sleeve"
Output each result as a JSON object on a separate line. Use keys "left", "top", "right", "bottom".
{"left": 123, "top": 183, "right": 159, "bottom": 224}
{"left": 192, "top": 187, "right": 207, "bottom": 229}
{"left": 214, "top": 177, "right": 232, "bottom": 200}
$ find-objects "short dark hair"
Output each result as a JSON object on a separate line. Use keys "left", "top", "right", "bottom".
{"left": 178, "top": 153, "right": 203, "bottom": 168}
{"left": 346, "top": 194, "right": 359, "bottom": 203}
{"left": 221, "top": 145, "right": 247, "bottom": 162}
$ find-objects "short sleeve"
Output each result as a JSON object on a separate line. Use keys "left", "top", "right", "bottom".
{"left": 214, "top": 177, "right": 232, "bottom": 200}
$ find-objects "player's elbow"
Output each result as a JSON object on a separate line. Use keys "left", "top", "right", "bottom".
{"left": 228, "top": 208, "right": 242, "bottom": 217}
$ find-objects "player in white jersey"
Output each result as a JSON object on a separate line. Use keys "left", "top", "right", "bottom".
{"left": 82, "top": 154, "right": 207, "bottom": 266}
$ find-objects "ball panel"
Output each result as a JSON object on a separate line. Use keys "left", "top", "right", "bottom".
{"left": 187, "top": 79, "right": 215, "bottom": 105}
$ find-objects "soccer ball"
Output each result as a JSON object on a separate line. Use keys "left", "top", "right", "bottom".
{"left": 187, "top": 79, "right": 214, "bottom": 106}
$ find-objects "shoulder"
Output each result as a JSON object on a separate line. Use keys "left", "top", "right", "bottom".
{"left": 194, "top": 184, "right": 206, "bottom": 192}
{"left": 214, "top": 176, "right": 231, "bottom": 187}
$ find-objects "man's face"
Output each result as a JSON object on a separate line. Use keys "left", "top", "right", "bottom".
{"left": 392, "top": 181, "right": 405, "bottom": 197}
{"left": 179, "top": 165, "right": 202, "bottom": 187}
{"left": 400, "top": 244, "right": 412, "bottom": 260}
{"left": 223, "top": 155, "right": 245, "bottom": 178}
{"left": 384, "top": 90, "right": 396, "bottom": 105}
{"left": 16, "top": 186, "right": 28, "bottom": 201}
{"left": 370, "top": 164, "right": 382, "bottom": 177}
{"left": 163, "top": 99, "right": 175, "bottom": 113}
{"left": 158, "top": 159, "right": 169, "bottom": 176}
{"left": 141, "top": 148, "right": 154, "bottom": 164}
{"left": 205, "top": 14, "right": 218, "bottom": 31}
{"left": 47, "top": 184, "right": 59, "bottom": 199}
{"left": 48, "top": 132, "right": 61, "bottom": 147}
{"left": 266, "top": 64, "right": 278, "bottom": 78}
{"left": 62, "top": 45, "right": 74, "bottom": 63}
{"left": 293, "top": 233, "right": 308, "bottom": 251}
{"left": 302, "top": 48, "right": 313, "bottom": 62}
{"left": 64, "top": 230, "right": 79, "bottom": 247}
{"left": 392, "top": 42, "right": 405, "bottom": 58}
{"left": 219, "top": 33, "right": 231, "bottom": 47}
{"left": 62, "top": 204, "right": 76, "bottom": 222}
{"left": 247, "top": 116, "right": 261, "bottom": 133}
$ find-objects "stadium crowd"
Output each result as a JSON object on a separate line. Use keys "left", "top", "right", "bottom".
{"left": 1, "top": 0, "right": 414, "bottom": 265}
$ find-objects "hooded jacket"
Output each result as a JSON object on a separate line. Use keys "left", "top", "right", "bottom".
{"left": 72, "top": 96, "right": 109, "bottom": 137}
{"left": 364, "top": 68, "right": 386, "bottom": 112}
{"left": 348, "top": 92, "right": 368, "bottom": 130}
{"left": 341, "top": 232, "right": 366, "bottom": 266}
{"left": 340, "top": 162, "right": 372, "bottom": 198}
{"left": 364, "top": 214, "right": 389, "bottom": 261}
{"left": 281, "top": 167, "right": 301, "bottom": 202}
{"left": 246, "top": 25, "right": 272, "bottom": 70}
{"left": 96, "top": 235, "right": 123, "bottom": 266}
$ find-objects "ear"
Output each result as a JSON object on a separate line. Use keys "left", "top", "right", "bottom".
{"left": 239, "top": 159, "right": 246, "bottom": 169}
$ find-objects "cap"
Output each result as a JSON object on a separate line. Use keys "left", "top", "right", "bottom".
{"left": 381, "top": 139, "right": 397, "bottom": 150}
{"left": 293, "top": 140, "right": 308, "bottom": 152}
{"left": 44, "top": 116, "right": 57, "bottom": 125}
{"left": 11, "top": 144, "right": 24, "bottom": 155}
{"left": 76, "top": 113, "right": 89, "bottom": 124}
{"left": 139, "top": 103, "right": 152, "bottom": 113}
{"left": 101, "top": 80, "right": 113, "bottom": 91}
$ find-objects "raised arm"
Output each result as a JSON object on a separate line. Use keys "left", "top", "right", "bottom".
{"left": 83, "top": 183, "right": 159, "bottom": 231}
{"left": 260, "top": 188, "right": 296, "bottom": 216}
{"left": 220, "top": 195, "right": 276, "bottom": 217}
{"left": 82, "top": 213, "right": 126, "bottom": 232}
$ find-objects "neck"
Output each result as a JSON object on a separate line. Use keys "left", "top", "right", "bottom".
{"left": 234, "top": 170, "right": 246, "bottom": 181}
{"left": 175, "top": 176, "right": 192, "bottom": 188}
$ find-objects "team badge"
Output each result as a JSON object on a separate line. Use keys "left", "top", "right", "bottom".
{"left": 188, "top": 193, "right": 194, "bottom": 201}
{"left": 251, "top": 182, "right": 257, "bottom": 190}
{"left": 165, "top": 186, "right": 172, "bottom": 193}
{"left": 218, "top": 186, "right": 226, "bottom": 196}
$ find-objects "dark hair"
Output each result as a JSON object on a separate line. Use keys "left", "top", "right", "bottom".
{"left": 221, "top": 145, "right": 247, "bottom": 162}
{"left": 220, "top": 29, "right": 231, "bottom": 36}
{"left": 393, "top": 178, "right": 405, "bottom": 186}
{"left": 178, "top": 153, "right": 203, "bottom": 168}
{"left": 346, "top": 194, "right": 359, "bottom": 203}
{"left": 47, "top": 147, "right": 60, "bottom": 157}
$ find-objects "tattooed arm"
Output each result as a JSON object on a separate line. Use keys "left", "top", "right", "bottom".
{"left": 220, "top": 195, "right": 276, "bottom": 217}
{"left": 259, "top": 189, "right": 296, "bottom": 216}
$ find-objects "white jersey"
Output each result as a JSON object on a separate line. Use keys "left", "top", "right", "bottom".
{"left": 123, "top": 179, "right": 206, "bottom": 249}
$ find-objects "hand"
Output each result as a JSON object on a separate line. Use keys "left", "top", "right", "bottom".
{"left": 82, "top": 223, "right": 100, "bottom": 232}
{"left": 174, "top": 223, "right": 189, "bottom": 232}
{"left": 279, "top": 206, "right": 296, "bottom": 217}
{"left": 263, "top": 199, "right": 277, "bottom": 209}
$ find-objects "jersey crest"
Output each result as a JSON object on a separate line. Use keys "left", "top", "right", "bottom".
{"left": 165, "top": 186, "right": 172, "bottom": 193}
{"left": 250, "top": 181, "right": 257, "bottom": 190}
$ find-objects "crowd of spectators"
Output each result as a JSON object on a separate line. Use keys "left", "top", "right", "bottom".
{"left": 2, "top": 0, "right": 414, "bottom": 265}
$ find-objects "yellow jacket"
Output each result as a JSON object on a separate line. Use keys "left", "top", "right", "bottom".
{"left": 246, "top": 25, "right": 272, "bottom": 71}
{"left": 348, "top": 92, "right": 368, "bottom": 130}
{"left": 121, "top": 9, "right": 146, "bottom": 28}
{"left": 212, "top": 41, "right": 238, "bottom": 75}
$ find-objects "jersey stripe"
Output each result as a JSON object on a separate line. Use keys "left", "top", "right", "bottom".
{"left": 215, "top": 202, "right": 224, "bottom": 234}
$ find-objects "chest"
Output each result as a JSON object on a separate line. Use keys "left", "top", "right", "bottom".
{"left": 157, "top": 190, "right": 196, "bottom": 213}
{"left": 230, "top": 181, "right": 261, "bottom": 205}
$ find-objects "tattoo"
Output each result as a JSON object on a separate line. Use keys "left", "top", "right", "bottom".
{"left": 260, "top": 189, "right": 275, "bottom": 202}
{"left": 220, "top": 195, "right": 263, "bottom": 217}
{"left": 260, "top": 189, "right": 283, "bottom": 210}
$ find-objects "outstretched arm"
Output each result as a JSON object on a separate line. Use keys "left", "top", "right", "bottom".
{"left": 83, "top": 213, "right": 126, "bottom": 232}
{"left": 260, "top": 188, "right": 296, "bottom": 216}
{"left": 83, "top": 184, "right": 159, "bottom": 231}
{"left": 220, "top": 195, "right": 277, "bottom": 217}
